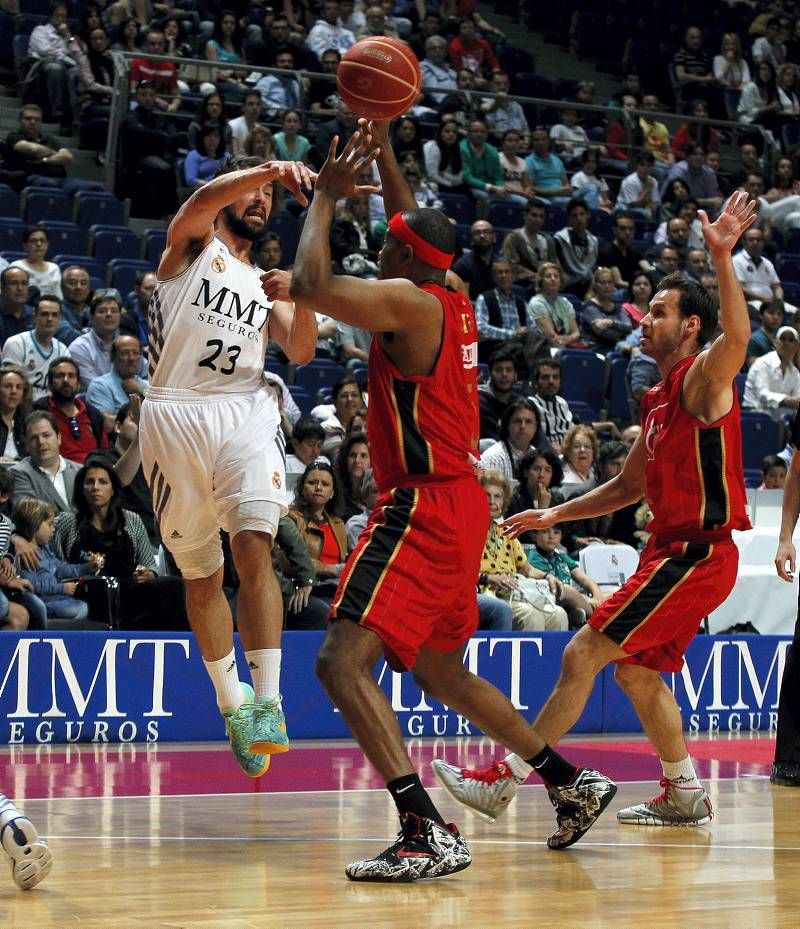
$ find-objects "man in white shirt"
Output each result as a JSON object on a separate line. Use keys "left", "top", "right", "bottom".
{"left": 420, "top": 36, "right": 457, "bottom": 104}
{"left": 615, "top": 152, "right": 661, "bottom": 219}
{"left": 307, "top": 0, "right": 356, "bottom": 58}
{"left": 732, "top": 226, "right": 785, "bottom": 309}
{"left": 27, "top": 1, "right": 79, "bottom": 128}
{"left": 743, "top": 325, "right": 800, "bottom": 421}
{"left": 229, "top": 92, "right": 264, "bottom": 155}
{"left": 1, "top": 295, "right": 70, "bottom": 400}
{"left": 752, "top": 17, "right": 786, "bottom": 67}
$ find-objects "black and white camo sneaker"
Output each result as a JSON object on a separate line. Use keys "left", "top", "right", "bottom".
{"left": 345, "top": 812, "right": 471, "bottom": 883}
{"left": 546, "top": 768, "right": 618, "bottom": 850}
{"left": 617, "top": 778, "right": 713, "bottom": 826}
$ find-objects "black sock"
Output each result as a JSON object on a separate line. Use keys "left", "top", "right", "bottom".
{"left": 525, "top": 745, "right": 579, "bottom": 787}
{"left": 387, "top": 774, "right": 444, "bottom": 824}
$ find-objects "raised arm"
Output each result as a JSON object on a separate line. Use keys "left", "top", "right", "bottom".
{"left": 368, "top": 119, "right": 417, "bottom": 218}
{"left": 158, "top": 161, "right": 314, "bottom": 279}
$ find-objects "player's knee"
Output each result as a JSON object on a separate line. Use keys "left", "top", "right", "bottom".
{"left": 613, "top": 663, "right": 657, "bottom": 697}
{"left": 561, "top": 633, "right": 599, "bottom": 677}
{"left": 315, "top": 642, "right": 341, "bottom": 692}
{"left": 172, "top": 538, "right": 224, "bottom": 580}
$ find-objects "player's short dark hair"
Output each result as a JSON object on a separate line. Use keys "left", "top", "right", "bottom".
{"left": 760, "top": 297, "right": 785, "bottom": 317}
{"left": 488, "top": 346, "right": 517, "bottom": 370}
{"left": 519, "top": 446, "right": 564, "bottom": 487}
{"left": 401, "top": 208, "right": 456, "bottom": 262}
{"left": 24, "top": 410, "right": 58, "bottom": 435}
{"left": 291, "top": 415, "right": 325, "bottom": 443}
{"left": 762, "top": 453, "right": 786, "bottom": 474}
{"left": 47, "top": 356, "right": 80, "bottom": 383}
{"left": 0, "top": 467, "right": 13, "bottom": 498}
{"left": 657, "top": 271, "right": 718, "bottom": 346}
{"left": 33, "top": 294, "right": 61, "bottom": 312}
{"left": 534, "top": 357, "right": 562, "bottom": 378}
{"left": 598, "top": 440, "right": 628, "bottom": 467}
{"left": 566, "top": 197, "right": 589, "bottom": 215}
{"left": 214, "top": 154, "right": 263, "bottom": 178}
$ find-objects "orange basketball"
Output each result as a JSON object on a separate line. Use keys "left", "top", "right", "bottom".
{"left": 337, "top": 37, "right": 422, "bottom": 120}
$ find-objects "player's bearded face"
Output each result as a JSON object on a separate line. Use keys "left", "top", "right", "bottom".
{"left": 224, "top": 192, "right": 271, "bottom": 240}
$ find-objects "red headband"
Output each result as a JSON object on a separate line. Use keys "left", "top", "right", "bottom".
{"left": 387, "top": 212, "right": 453, "bottom": 270}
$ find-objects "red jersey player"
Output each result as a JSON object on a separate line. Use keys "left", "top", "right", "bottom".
{"left": 434, "top": 191, "right": 758, "bottom": 829}
{"left": 287, "top": 120, "right": 617, "bottom": 882}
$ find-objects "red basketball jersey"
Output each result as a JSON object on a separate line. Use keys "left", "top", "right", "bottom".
{"left": 367, "top": 282, "right": 480, "bottom": 490}
{"left": 641, "top": 354, "right": 751, "bottom": 541}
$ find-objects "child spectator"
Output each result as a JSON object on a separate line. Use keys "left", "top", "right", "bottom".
{"left": 13, "top": 498, "right": 101, "bottom": 624}
{"left": 761, "top": 454, "right": 788, "bottom": 489}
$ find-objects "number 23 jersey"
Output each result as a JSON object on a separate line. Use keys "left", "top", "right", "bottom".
{"left": 148, "top": 236, "right": 273, "bottom": 393}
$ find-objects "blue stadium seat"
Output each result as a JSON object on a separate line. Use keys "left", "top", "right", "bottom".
{"left": 23, "top": 188, "right": 73, "bottom": 225}
{"left": 144, "top": 228, "right": 167, "bottom": 265}
{"left": 265, "top": 357, "right": 286, "bottom": 380}
{"left": 76, "top": 191, "right": 126, "bottom": 228}
{"left": 542, "top": 206, "right": 567, "bottom": 233}
{"left": 44, "top": 221, "right": 88, "bottom": 257}
{"left": 350, "top": 360, "right": 368, "bottom": 382}
{"left": 740, "top": 412, "right": 782, "bottom": 470}
{"left": 267, "top": 212, "right": 299, "bottom": 265}
{"left": 588, "top": 211, "right": 612, "bottom": 240}
{"left": 289, "top": 385, "right": 314, "bottom": 415}
{"left": 93, "top": 230, "right": 141, "bottom": 264}
{"left": 293, "top": 359, "right": 347, "bottom": 395}
{"left": 777, "top": 254, "right": 800, "bottom": 284}
{"left": 15, "top": 14, "right": 46, "bottom": 35}
{"left": 453, "top": 223, "right": 471, "bottom": 251}
{"left": 514, "top": 72, "right": 554, "bottom": 101}
{"left": 0, "top": 184, "right": 18, "bottom": 217}
{"left": 0, "top": 218, "right": 25, "bottom": 252}
{"left": 438, "top": 192, "right": 475, "bottom": 226}
{"left": 109, "top": 259, "right": 152, "bottom": 294}
{"left": 53, "top": 255, "right": 106, "bottom": 279}
{"left": 735, "top": 372, "right": 746, "bottom": 404}
{"left": 12, "top": 34, "right": 29, "bottom": 68}
{"left": 559, "top": 350, "right": 606, "bottom": 419}
{"left": 606, "top": 355, "right": 631, "bottom": 421}
{"left": 488, "top": 202, "right": 524, "bottom": 230}
{"left": 0, "top": 251, "right": 26, "bottom": 263}
{"left": 567, "top": 399, "right": 599, "bottom": 424}
{"left": 0, "top": 12, "right": 14, "bottom": 65}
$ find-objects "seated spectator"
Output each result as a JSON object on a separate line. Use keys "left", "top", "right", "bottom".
{"left": 480, "top": 398, "right": 549, "bottom": 481}
{"left": 504, "top": 447, "right": 565, "bottom": 544}
{"left": 53, "top": 457, "right": 188, "bottom": 630}
{"left": 438, "top": 68, "right": 478, "bottom": 131}
{"left": 761, "top": 453, "right": 787, "bottom": 489}
{"left": 570, "top": 149, "right": 612, "bottom": 213}
{"left": 672, "top": 25, "right": 724, "bottom": 118}
{"left": 272, "top": 513, "right": 328, "bottom": 630}
{"left": 113, "top": 16, "right": 140, "bottom": 54}
{"left": 481, "top": 71, "right": 529, "bottom": 142}
{"left": 549, "top": 107, "right": 591, "bottom": 167}
{"left": 684, "top": 247, "right": 710, "bottom": 283}
{"left": 287, "top": 457, "right": 347, "bottom": 603}
{"left": 0, "top": 268, "right": 34, "bottom": 346}
{"left": 525, "top": 128, "right": 572, "bottom": 207}
{"left": 477, "top": 468, "right": 568, "bottom": 631}
{"left": 553, "top": 198, "right": 599, "bottom": 297}
{"left": 205, "top": 9, "right": 249, "bottom": 100}
{"left": 402, "top": 164, "right": 442, "bottom": 209}
{"left": 598, "top": 212, "right": 644, "bottom": 292}
{"left": 274, "top": 109, "right": 311, "bottom": 163}
{"left": 497, "top": 129, "right": 534, "bottom": 205}
{"left": 527, "top": 262, "right": 581, "bottom": 349}
{"left": 2, "top": 296, "right": 70, "bottom": 401}
{"left": 638, "top": 94, "right": 675, "bottom": 181}
{"left": 743, "top": 324, "right": 800, "bottom": 420}
{"left": 654, "top": 202, "right": 705, "bottom": 252}
{"left": 502, "top": 199, "right": 559, "bottom": 295}
{"left": 605, "top": 96, "right": 643, "bottom": 169}
{"left": 765, "top": 156, "right": 800, "bottom": 236}
{"left": 621, "top": 271, "right": 654, "bottom": 326}
{"left": 420, "top": 35, "right": 458, "bottom": 104}
{"left": 9, "top": 411, "right": 81, "bottom": 512}
{"left": 356, "top": 3, "right": 398, "bottom": 39}
{"left": 663, "top": 144, "right": 724, "bottom": 214}
{"left": 308, "top": 49, "right": 342, "bottom": 119}
{"left": 615, "top": 151, "right": 661, "bottom": 220}
{"left": 312, "top": 102, "right": 358, "bottom": 160}
{"left": 645, "top": 243, "right": 681, "bottom": 292}
{"left": 3, "top": 104, "right": 73, "bottom": 181}
{"left": 332, "top": 196, "right": 380, "bottom": 277}
{"left": 336, "top": 316, "right": 372, "bottom": 367}
{"left": 627, "top": 340, "right": 661, "bottom": 409}
{"left": 0, "top": 366, "right": 31, "bottom": 466}
{"left": 581, "top": 267, "right": 633, "bottom": 351}
{"left": 229, "top": 91, "right": 264, "bottom": 156}
{"left": 747, "top": 298, "right": 784, "bottom": 367}
{"left": 184, "top": 125, "right": 231, "bottom": 189}
{"left": 448, "top": 18, "right": 498, "bottom": 90}
{"left": 752, "top": 16, "right": 787, "bottom": 68}
{"left": 478, "top": 346, "right": 518, "bottom": 439}
{"left": 0, "top": 492, "right": 36, "bottom": 631}
{"left": 612, "top": 72, "right": 642, "bottom": 107}
{"left": 474, "top": 259, "right": 544, "bottom": 371}
{"left": 310, "top": 375, "right": 365, "bottom": 451}
{"left": 307, "top": 0, "right": 357, "bottom": 58}
{"left": 70, "top": 291, "right": 145, "bottom": 391}
{"left": 120, "top": 271, "right": 155, "bottom": 349}
{"left": 187, "top": 92, "right": 233, "bottom": 154}
{"left": 452, "top": 220, "right": 496, "bottom": 300}
{"left": 777, "top": 61, "right": 800, "bottom": 120}
{"left": 458, "top": 119, "right": 506, "bottom": 210}
{"left": 287, "top": 415, "right": 325, "bottom": 474}
{"left": 120, "top": 82, "right": 179, "bottom": 216}
{"left": 733, "top": 227, "right": 785, "bottom": 310}
{"left": 714, "top": 33, "right": 751, "bottom": 119}
{"left": 254, "top": 234, "right": 285, "bottom": 273}
{"left": 33, "top": 358, "right": 108, "bottom": 464}
{"left": 76, "top": 25, "right": 115, "bottom": 153}
{"left": 334, "top": 433, "right": 370, "bottom": 521}
{"left": 738, "top": 60, "right": 783, "bottom": 131}
{"left": 13, "top": 498, "right": 97, "bottom": 625}
{"left": 529, "top": 358, "right": 574, "bottom": 449}
{"left": 423, "top": 120, "right": 469, "bottom": 197}
{"left": 243, "top": 125, "right": 277, "bottom": 161}
{"left": 740, "top": 171, "right": 774, "bottom": 242}
{"left": 671, "top": 99, "right": 720, "bottom": 162}
{"left": 26, "top": 2, "right": 79, "bottom": 130}
{"left": 85, "top": 334, "right": 147, "bottom": 429}
{"left": 58, "top": 266, "right": 90, "bottom": 343}
{"left": 130, "top": 29, "right": 181, "bottom": 113}
{"left": 345, "top": 467, "right": 378, "bottom": 551}
{"left": 560, "top": 423, "right": 599, "bottom": 499}
{"left": 255, "top": 50, "right": 303, "bottom": 117}
{"left": 10, "top": 227, "right": 62, "bottom": 302}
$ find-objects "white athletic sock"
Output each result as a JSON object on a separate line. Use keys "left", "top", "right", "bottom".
{"left": 204, "top": 650, "right": 245, "bottom": 714}
{"left": 662, "top": 756, "right": 702, "bottom": 788}
{"left": 245, "top": 648, "right": 281, "bottom": 702}
{"left": 505, "top": 752, "right": 533, "bottom": 782}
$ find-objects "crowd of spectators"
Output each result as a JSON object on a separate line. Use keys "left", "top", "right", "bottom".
{"left": 3, "top": 0, "right": 800, "bottom": 634}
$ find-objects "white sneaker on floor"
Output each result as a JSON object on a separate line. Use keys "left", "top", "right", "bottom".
{"left": 431, "top": 759, "right": 521, "bottom": 822}
{"left": 0, "top": 804, "right": 53, "bottom": 890}
{"left": 617, "top": 779, "right": 713, "bottom": 826}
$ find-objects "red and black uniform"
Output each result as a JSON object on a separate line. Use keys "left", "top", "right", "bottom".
{"left": 589, "top": 354, "right": 751, "bottom": 671}
{"left": 331, "top": 282, "right": 489, "bottom": 670}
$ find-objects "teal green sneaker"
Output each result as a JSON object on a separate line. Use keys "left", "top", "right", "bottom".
{"left": 247, "top": 694, "right": 290, "bottom": 756}
{"left": 223, "top": 683, "right": 270, "bottom": 778}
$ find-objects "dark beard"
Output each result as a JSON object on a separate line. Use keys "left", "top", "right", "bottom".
{"left": 52, "top": 386, "right": 76, "bottom": 402}
{"left": 222, "top": 205, "right": 266, "bottom": 241}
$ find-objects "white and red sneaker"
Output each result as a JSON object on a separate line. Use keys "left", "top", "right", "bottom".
{"left": 431, "top": 759, "right": 522, "bottom": 822}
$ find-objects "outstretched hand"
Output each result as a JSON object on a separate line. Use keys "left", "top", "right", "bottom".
{"left": 315, "top": 122, "right": 381, "bottom": 201}
{"left": 268, "top": 161, "right": 317, "bottom": 208}
{"left": 700, "top": 190, "right": 758, "bottom": 256}
{"left": 499, "top": 507, "right": 560, "bottom": 539}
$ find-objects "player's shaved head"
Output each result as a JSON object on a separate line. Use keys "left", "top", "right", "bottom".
{"left": 403, "top": 208, "right": 455, "bottom": 256}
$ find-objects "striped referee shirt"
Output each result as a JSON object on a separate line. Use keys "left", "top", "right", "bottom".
{"left": 530, "top": 392, "right": 574, "bottom": 449}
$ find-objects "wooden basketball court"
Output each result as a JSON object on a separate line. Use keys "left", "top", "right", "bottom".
{"left": 1, "top": 733, "right": 798, "bottom": 928}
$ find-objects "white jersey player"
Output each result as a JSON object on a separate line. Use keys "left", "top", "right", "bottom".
{"left": 138, "top": 155, "right": 317, "bottom": 778}
{"left": 1, "top": 296, "right": 70, "bottom": 400}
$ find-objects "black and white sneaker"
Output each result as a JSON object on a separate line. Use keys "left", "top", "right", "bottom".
{"left": 0, "top": 800, "right": 53, "bottom": 890}
{"left": 546, "top": 768, "right": 618, "bottom": 850}
{"left": 345, "top": 812, "right": 471, "bottom": 883}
